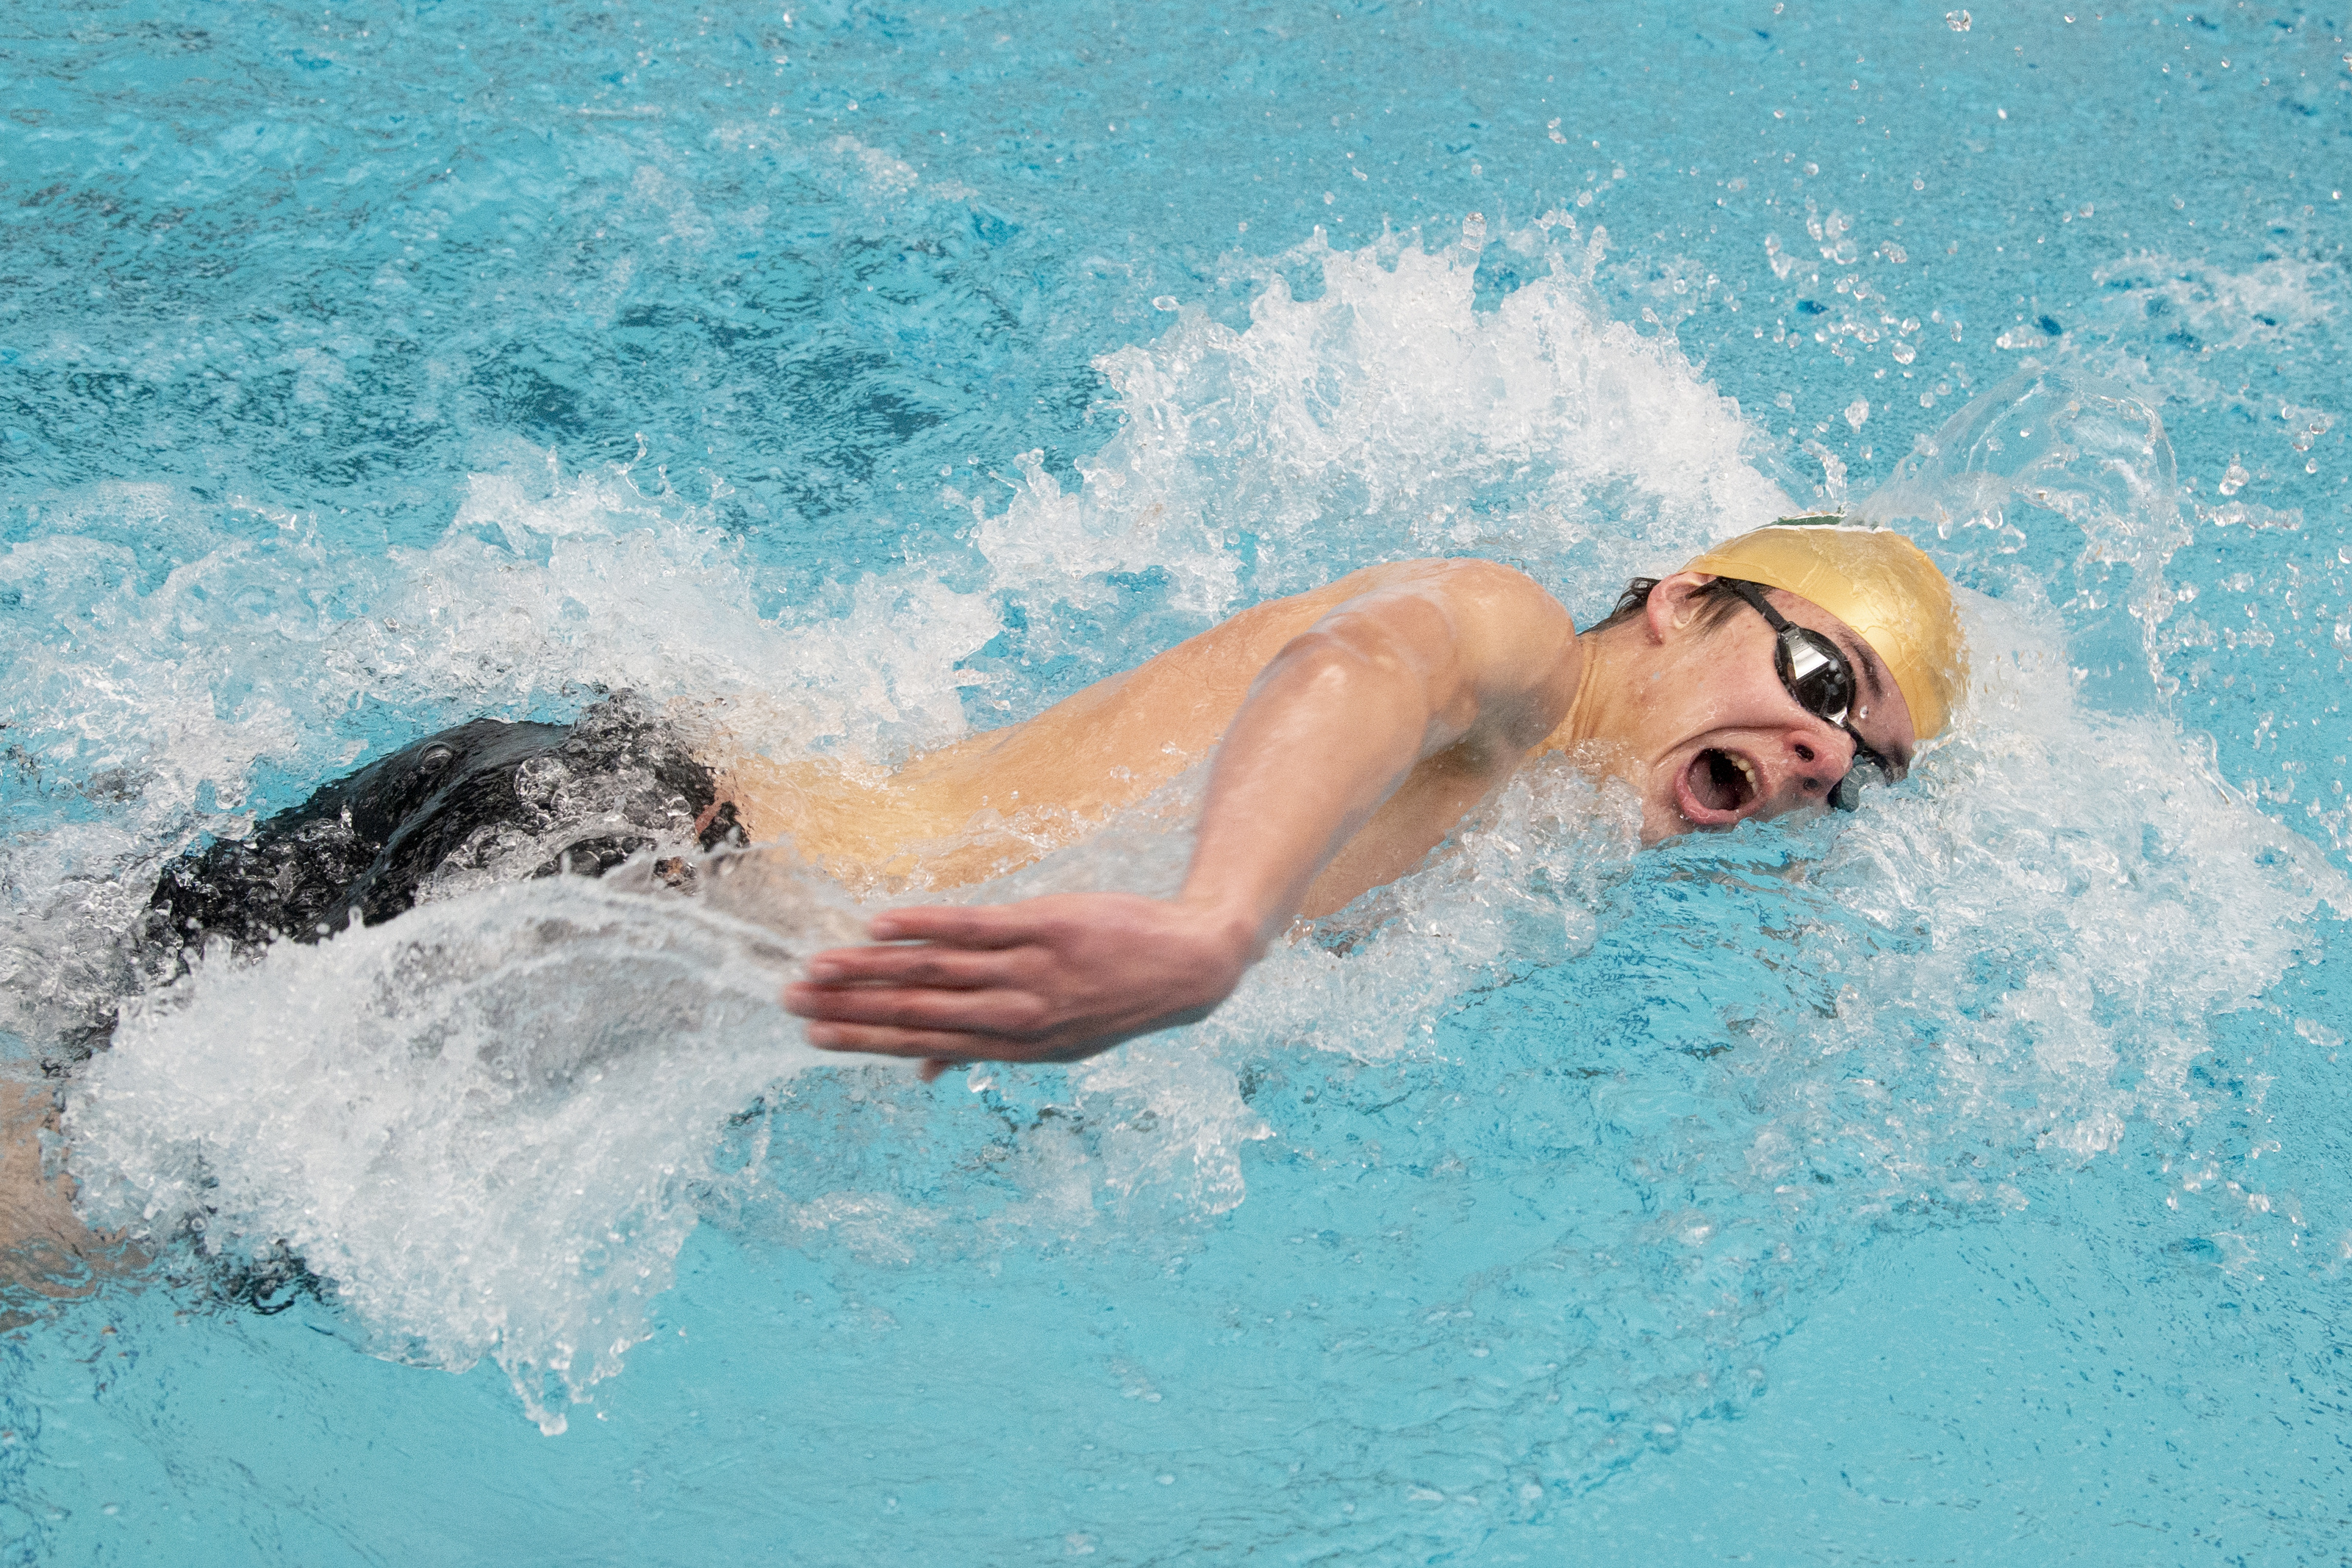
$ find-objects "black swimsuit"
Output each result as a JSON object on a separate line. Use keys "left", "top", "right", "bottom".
{"left": 146, "top": 695, "right": 744, "bottom": 961}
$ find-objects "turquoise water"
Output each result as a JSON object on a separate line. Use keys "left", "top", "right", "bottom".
{"left": 4, "top": 1, "right": 2350, "bottom": 1561}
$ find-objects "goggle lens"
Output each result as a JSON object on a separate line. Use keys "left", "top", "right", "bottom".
{"left": 1774, "top": 632, "right": 1855, "bottom": 727}
{"left": 1727, "top": 580, "right": 1901, "bottom": 812}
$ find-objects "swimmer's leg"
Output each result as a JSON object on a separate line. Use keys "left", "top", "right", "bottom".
{"left": 0, "top": 1079, "right": 135, "bottom": 1306}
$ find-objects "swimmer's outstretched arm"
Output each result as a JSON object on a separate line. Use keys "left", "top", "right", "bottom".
{"left": 781, "top": 559, "right": 1582, "bottom": 1078}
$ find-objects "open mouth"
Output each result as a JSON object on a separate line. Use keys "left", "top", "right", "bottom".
{"left": 1678, "top": 747, "right": 1759, "bottom": 823}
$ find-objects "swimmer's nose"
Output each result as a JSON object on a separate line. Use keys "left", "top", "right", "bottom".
{"left": 1779, "top": 724, "right": 1849, "bottom": 799}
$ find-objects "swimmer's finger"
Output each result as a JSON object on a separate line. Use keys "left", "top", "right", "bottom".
{"left": 784, "top": 982, "right": 1049, "bottom": 1035}
{"left": 797, "top": 944, "right": 1016, "bottom": 989}
{"left": 862, "top": 905, "right": 1041, "bottom": 947}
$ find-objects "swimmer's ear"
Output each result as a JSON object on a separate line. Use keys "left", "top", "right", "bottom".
{"left": 1644, "top": 571, "right": 1721, "bottom": 642}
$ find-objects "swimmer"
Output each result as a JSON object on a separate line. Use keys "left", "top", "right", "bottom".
{"left": 0, "top": 519, "right": 1962, "bottom": 1279}
{"left": 768, "top": 518, "right": 1964, "bottom": 1079}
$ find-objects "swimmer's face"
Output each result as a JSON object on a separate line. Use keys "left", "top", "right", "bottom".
{"left": 1624, "top": 571, "right": 1918, "bottom": 841}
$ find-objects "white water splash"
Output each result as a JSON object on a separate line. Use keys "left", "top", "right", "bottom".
{"left": 27, "top": 223, "right": 2351, "bottom": 1443}
{"left": 66, "top": 877, "right": 849, "bottom": 1434}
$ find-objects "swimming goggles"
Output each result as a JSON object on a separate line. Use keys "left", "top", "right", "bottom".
{"left": 1724, "top": 579, "right": 1901, "bottom": 811}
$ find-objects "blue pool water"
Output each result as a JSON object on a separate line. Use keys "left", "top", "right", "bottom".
{"left": 4, "top": 1, "right": 2350, "bottom": 1561}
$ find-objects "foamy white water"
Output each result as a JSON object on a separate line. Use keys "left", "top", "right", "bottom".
{"left": 68, "top": 878, "right": 848, "bottom": 1433}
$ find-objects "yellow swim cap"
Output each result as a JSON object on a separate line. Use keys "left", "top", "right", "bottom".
{"left": 1685, "top": 518, "right": 1966, "bottom": 741}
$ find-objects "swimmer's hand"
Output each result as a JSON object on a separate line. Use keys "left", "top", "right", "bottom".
{"left": 781, "top": 893, "right": 1255, "bottom": 1081}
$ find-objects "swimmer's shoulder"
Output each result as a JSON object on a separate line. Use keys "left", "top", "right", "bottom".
{"left": 1226, "top": 557, "right": 1577, "bottom": 636}
{"left": 1142, "top": 561, "right": 1577, "bottom": 719}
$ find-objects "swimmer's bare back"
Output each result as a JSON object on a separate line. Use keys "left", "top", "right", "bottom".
{"left": 765, "top": 558, "right": 1588, "bottom": 1079}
